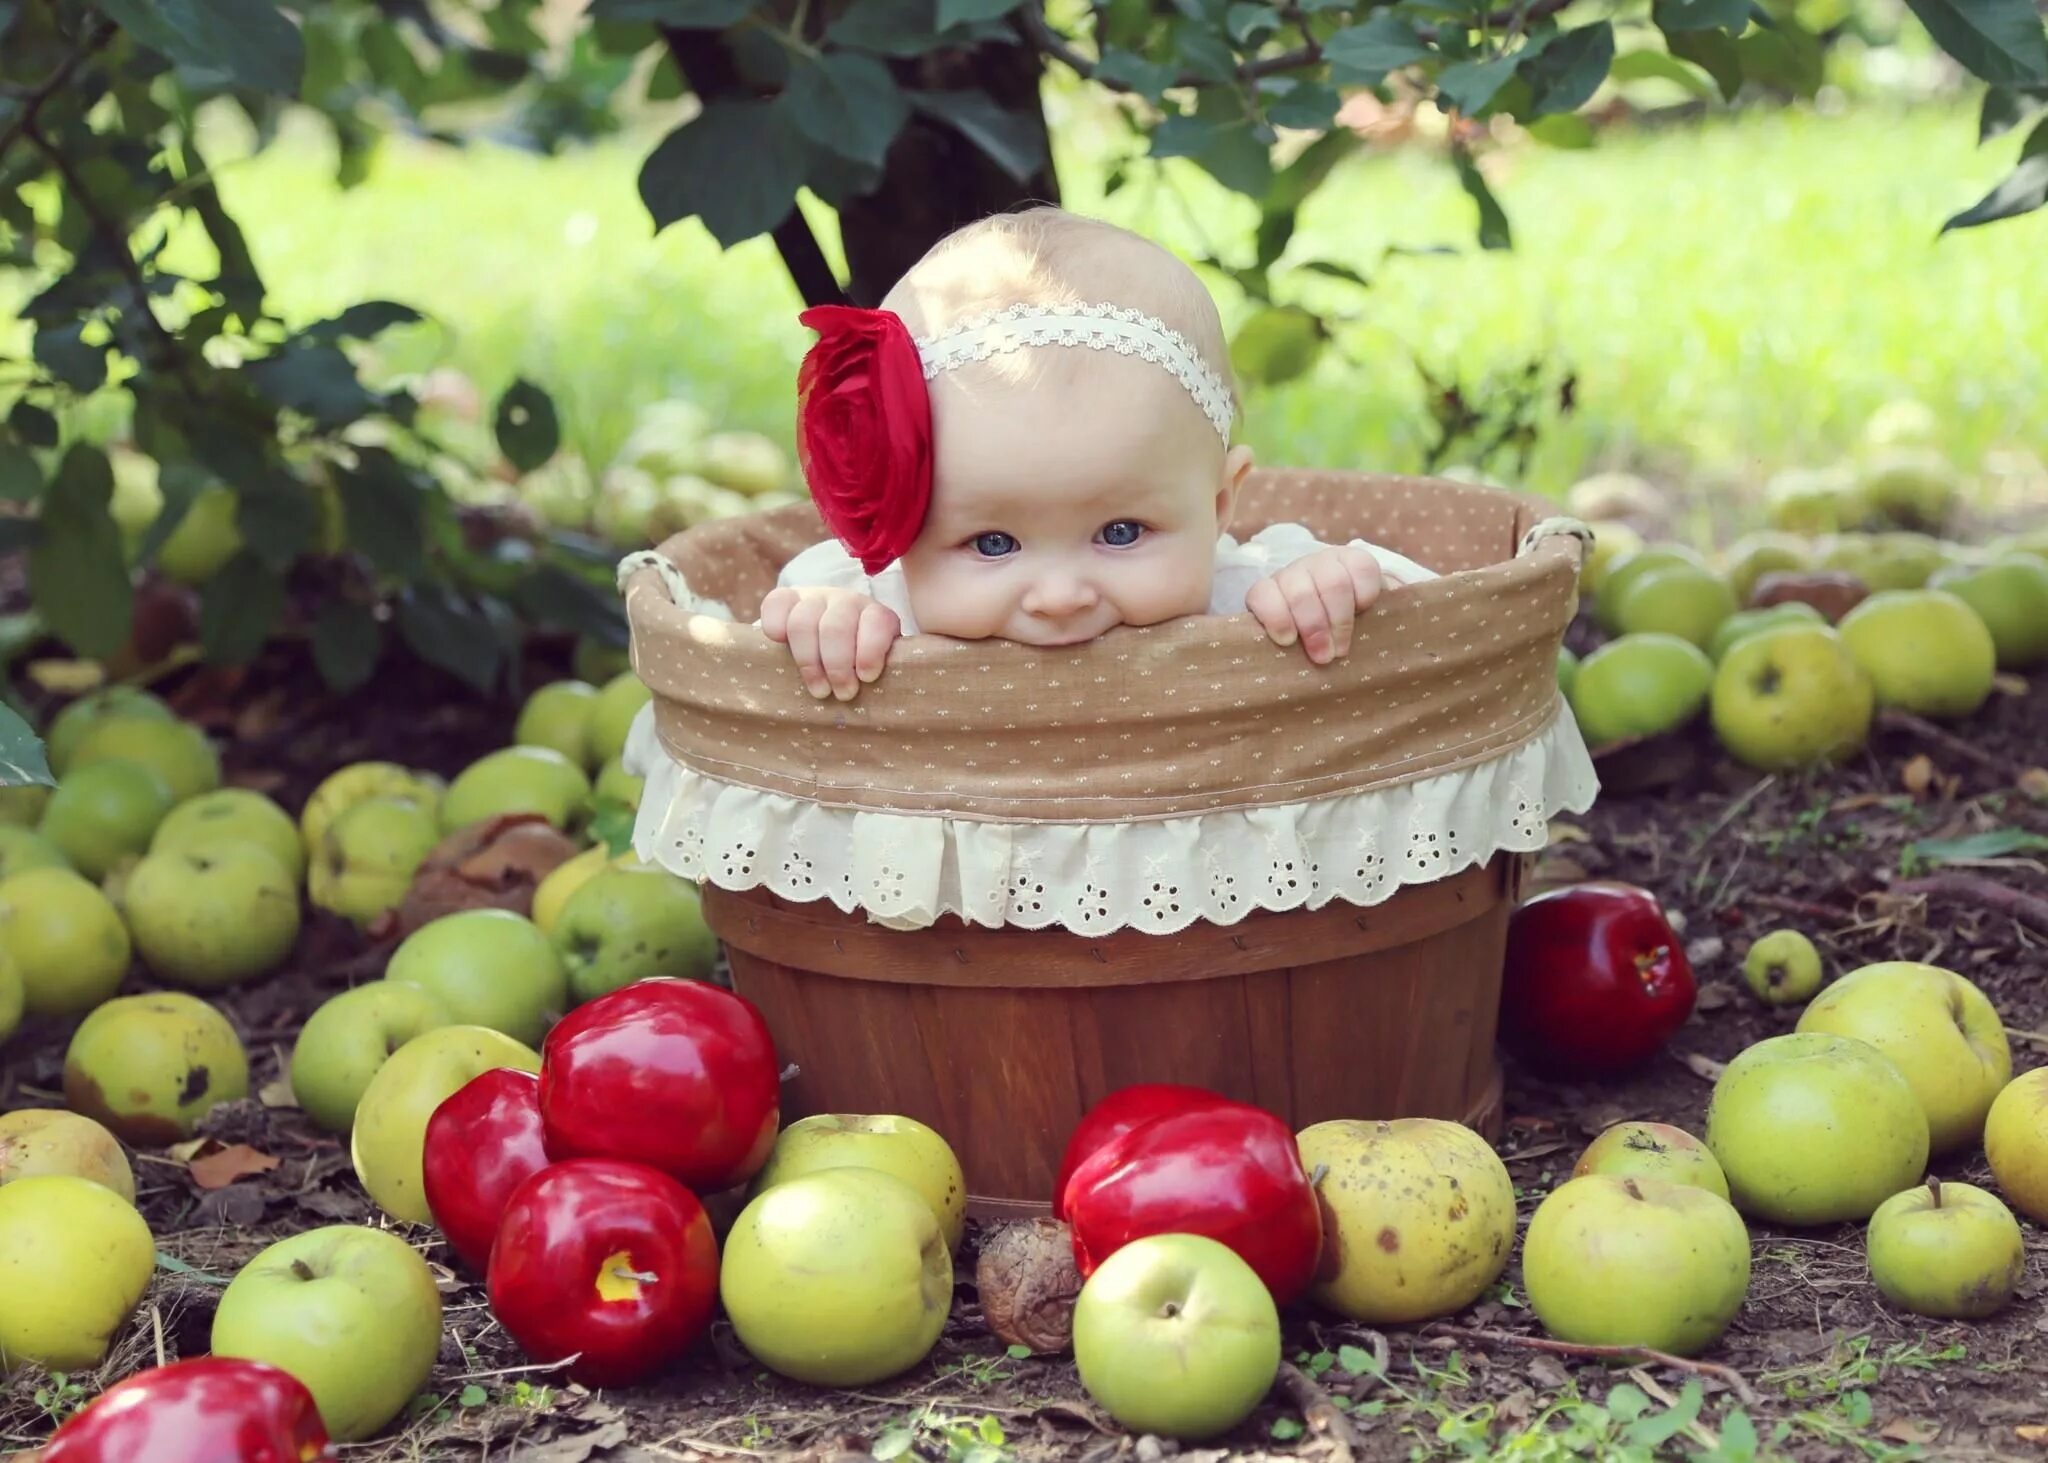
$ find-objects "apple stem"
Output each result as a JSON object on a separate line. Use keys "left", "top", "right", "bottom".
{"left": 611, "top": 1266, "right": 660, "bottom": 1285}
{"left": 1622, "top": 1178, "right": 1644, "bottom": 1202}
{"left": 779, "top": 1063, "right": 802, "bottom": 1084}
{"left": 290, "top": 1259, "right": 316, "bottom": 1283}
{"left": 1927, "top": 1177, "right": 1941, "bottom": 1209}
{"left": 1309, "top": 1163, "right": 1330, "bottom": 1190}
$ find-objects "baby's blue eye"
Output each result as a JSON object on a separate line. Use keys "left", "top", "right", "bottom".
{"left": 1100, "top": 520, "right": 1145, "bottom": 548}
{"left": 972, "top": 531, "right": 1019, "bottom": 558}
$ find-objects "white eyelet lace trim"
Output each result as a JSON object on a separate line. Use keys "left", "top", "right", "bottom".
{"left": 914, "top": 302, "right": 1237, "bottom": 445}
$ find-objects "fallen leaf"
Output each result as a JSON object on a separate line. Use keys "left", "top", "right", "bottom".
{"left": 1902, "top": 755, "right": 1936, "bottom": 796}
{"left": 1681, "top": 1052, "right": 1727, "bottom": 1082}
{"left": 1879, "top": 1420, "right": 1939, "bottom": 1445}
{"left": 2016, "top": 1423, "right": 2048, "bottom": 1444}
{"left": 1527, "top": 1357, "right": 1571, "bottom": 1391}
{"left": 167, "top": 1137, "right": 216, "bottom": 1163}
{"left": 257, "top": 1074, "right": 299, "bottom": 1109}
{"left": 1993, "top": 673, "right": 2028, "bottom": 697}
{"left": 188, "top": 1143, "right": 280, "bottom": 1190}
{"left": 516, "top": 1421, "right": 630, "bottom": 1463}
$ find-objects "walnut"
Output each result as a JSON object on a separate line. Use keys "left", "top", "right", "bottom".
{"left": 976, "top": 1218, "right": 1082, "bottom": 1355}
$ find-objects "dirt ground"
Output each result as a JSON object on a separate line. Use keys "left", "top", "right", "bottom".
{"left": 3, "top": 610, "right": 2046, "bottom": 1463}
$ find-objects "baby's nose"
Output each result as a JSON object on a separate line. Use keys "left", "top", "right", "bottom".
{"left": 1024, "top": 574, "right": 1098, "bottom": 616}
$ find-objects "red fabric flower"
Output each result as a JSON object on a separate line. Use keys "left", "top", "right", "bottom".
{"left": 795, "top": 305, "right": 934, "bottom": 576}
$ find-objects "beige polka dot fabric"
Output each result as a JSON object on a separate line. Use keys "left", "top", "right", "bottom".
{"left": 624, "top": 471, "right": 1583, "bottom": 824}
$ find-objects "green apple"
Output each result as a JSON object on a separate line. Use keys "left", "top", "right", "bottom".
{"left": 63, "top": 991, "right": 250, "bottom": 1145}
{"left": 38, "top": 758, "right": 176, "bottom": 879}
{"left": 0, "top": 1175, "right": 156, "bottom": 1373}
{"left": 719, "top": 1166, "right": 952, "bottom": 1386}
{"left": 156, "top": 485, "right": 244, "bottom": 586}
{"left": 1764, "top": 464, "right": 1868, "bottom": 535}
{"left": 751, "top": 1114, "right": 968, "bottom": 1252}
{"left": 1705, "top": 1032, "right": 1928, "bottom": 1225}
{"left": 0, "top": 948, "right": 19, "bottom": 1043}
{"left": 1928, "top": 555, "right": 2048, "bottom": 669}
{"left": 1522, "top": 1174, "right": 1750, "bottom": 1356}
{"left": 350, "top": 1024, "right": 541, "bottom": 1223}
{"left": 514, "top": 679, "right": 601, "bottom": 771}
{"left": 1609, "top": 563, "right": 1739, "bottom": 650}
{"left": 1567, "top": 633, "right": 1714, "bottom": 746}
{"left": 212, "top": 1224, "right": 444, "bottom": 1442}
{"left": 308, "top": 795, "right": 441, "bottom": 925}
{"left": 1984, "top": 1068, "right": 2048, "bottom": 1225}
{"left": 699, "top": 430, "right": 790, "bottom": 495}
{"left": 1580, "top": 523, "right": 1645, "bottom": 595}
{"left": 1708, "top": 601, "right": 1824, "bottom": 663}
{"left": 1839, "top": 588, "right": 1997, "bottom": 720}
{"left": 440, "top": 746, "right": 592, "bottom": 834}
{"left": 0, "top": 825, "right": 68, "bottom": 881}
{"left": 1796, "top": 961, "right": 2009, "bottom": 1156}
{"left": 0, "top": 785, "right": 51, "bottom": 826}
{"left": 1818, "top": 531, "right": 1955, "bottom": 593}
{"left": 299, "top": 762, "right": 445, "bottom": 854}
{"left": 531, "top": 842, "right": 616, "bottom": 936}
{"left": 1296, "top": 1118, "right": 1516, "bottom": 1324}
{"left": 1071, "top": 1232, "right": 1280, "bottom": 1440}
{"left": 1857, "top": 448, "right": 1961, "bottom": 532}
{"left": 573, "top": 635, "right": 632, "bottom": 685}
{"left": 1743, "top": 929, "right": 1824, "bottom": 1005}
{"left": 0, "top": 1109, "right": 136, "bottom": 1202}
{"left": 1710, "top": 624, "right": 1874, "bottom": 771}
{"left": 124, "top": 843, "right": 301, "bottom": 989}
{"left": 1865, "top": 1179, "right": 2022, "bottom": 1320}
{"left": 68, "top": 714, "right": 221, "bottom": 803}
{"left": 385, "top": 909, "right": 568, "bottom": 1046}
{"left": 1861, "top": 397, "right": 1941, "bottom": 452}
{"left": 45, "top": 687, "right": 172, "bottom": 777}
{"left": 152, "top": 788, "right": 306, "bottom": 884}
{"left": 289, "top": 983, "right": 456, "bottom": 1135}
{"left": 595, "top": 464, "right": 662, "bottom": 545}
{"left": 1594, "top": 545, "right": 1709, "bottom": 633}
{"left": 595, "top": 755, "right": 645, "bottom": 812}
{"left": 1571, "top": 1121, "right": 1729, "bottom": 1200}
{"left": 1718, "top": 533, "right": 1812, "bottom": 606}
{"left": 551, "top": 866, "right": 716, "bottom": 1005}
{"left": 0, "top": 867, "right": 131, "bottom": 1016}
{"left": 589, "top": 672, "right": 653, "bottom": 769}
{"left": 645, "top": 475, "right": 754, "bottom": 542}
{"left": 616, "top": 398, "right": 712, "bottom": 477}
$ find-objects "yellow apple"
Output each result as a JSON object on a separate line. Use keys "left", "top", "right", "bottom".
{"left": 308, "top": 794, "right": 442, "bottom": 925}
{"left": 67, "top": 714, "right": 221, "bottom": 803}
{"left": 751, "top": 1113, "right": 968, "bottom": 1252}
{"left": 588, "top": 672, "right": 652, "bottom": 768}
{"left": 1709, "top": 624, "right": 1874, "bottom": 771}
{"left": 514, "top": 679, "right": 601, "bottom": 771}
{"left": 384, "top": 909, "right": 567, "bottom": 1047}
{"left": 0, "top": 947, "right": 19, "bottom": 1043}
{"left": 123, "top": 842, "right": 302, "bottom": 989}
{"left": 0, "top": 824, "right": 69, "bottom": 881}
{"left": 1837, "top": 589, "right": 1997, "bottom": 721}
{"left": 1594, "top": 545, "right": 1709, "bottom": 633}
{"left": 531, "top": 843, "right": 612, "bottom": 936}
{"left": 0, "top": 866, "right": 132, "bottom": 1016}
{"left": 37, "top": 758, "right": 176, "bottom": 879}
{"left": 594, "top": 755, "right": 645, "bottom": 812}
{"left": 1718, "top": 532, "right": 1811, "bottom": 605}
{"left": 298, "top": 762, "right": 444, "bottom": 855}
{"left": 1929, "top": 555, "right": 2048, "bottom": 670}
{"left": 45, "top": 687, "right": 172, "bottom": 777}
{"left": 1580, "top": 523, "right": 1645, "bottom": 595}
{"left": 1572, "top": 1121, "right": 1728, "bottom": 1200}
{"left": 0, "top": 1109, "right": 134, "bottom": 1202}
{"left": 551, "top": 865, "right": 716, "bottom": 1004}
{"left": 1984, "top": 1068, "right": 2048, "bottom": 1225}
{"left": 350, "top": 1025, "right": 541, "bottom": 1223}
{"left": 1765, "top": 464, "right": 1869, "bottom": 535}
{"left": 0, "top": 1175, "right": 155, "bottom": 1373}
{"left": 0, "top": 784, "right": 51, "bottom": 827}
{"left": 152, "top": 788, "right": 306, "bottom": 885}
{"left": 1742, "top": 929, "right": 1824, "bottom": 1005}
{"left": 289, "top": 982, "right": 455, "bottom": 1134}
{"left": 64, "top": 992, "right": 251, "bottom": 1145}
{"left": 1707, "top": 601, "right": 1824, "bottom": 663}
{"left": 1865, "top": 1179, "right": 2023, "bottom": 1319}
{"left": 156, "top": 485, "right": 243, "bottom": 586}
{"left": 439, "top": 746, "right": 591, "bottom": 834}
{"left": 1608, "top": 563, "right": 1739, "bottom": 651}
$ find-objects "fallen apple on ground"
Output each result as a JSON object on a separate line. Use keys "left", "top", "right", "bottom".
{"left": 0, "top": 867, "right": 132, "bottom": 1016}
{"left": 1072, "top": 1232, "right": 1281, "bottom": 1441}
{"left": 1572, "top": 1121, "right": 1729, "bottom": 1200}
{"left": 531, "top": 842, "right": 614, "bottom": 935}
{"left": 488, "top": 1157, "right": 719, "bottom": 1386}
{"left": 541, "top": 978, "right": 780, "bottom": 1193}
{"left": 151, "top": 788, "right": 306, "bottom": 885}
{"left": 384, "top": 908, "right": 568, "bottom": 1048}
{"left": 1608, "top": 562, "right": 1739, "bottom": 650}
{"left": 0, "top": 1109, "right": 135, "bottom": 1202}
{"left": 751, "top": 1113, "right": 968, "bottom": 1252}
{"left": 63, "top": 992, "right": 250, "bottom": 1145}
{"left": 1984, "top": 1068, "right": 2048, "bottom": 1224}
{"left": 1296, "top": 1117, "right": 1516, "bottom": 1324}
{"left": 0, "top": 824, "right": 67, "bottom": 880}
{"left": 308, "top": 795, "right": 442, "bottom": 925}
{"left": 1053, "top": 1083, "right": 1232, "bottom": 1220}
{"left": 351, "top": 1025, "right": 542, "bottom": 1224}
{"left": 1764, "top": 464, "right": 1867, "bottom": 535}
{"left": 1796, "top": 961, "right": 2010, "bottom": 1156}
{"left": 514, "top": 679, "right": 601, "bottom": 770}
{"left": 1837, "top": 588, "right": 1997, "bottom": 720}
{"left": 423, "top": 1066, "right": 554, "bottom": 1275}
{"left": 589, "top": 672, "right": 653, "bottom": 767}
{"left": 1743, "top": 929, "right": 1825, "bottom": 1006}
{"left": 1594, "top": 545, "right": 1710, "bottom": 633}
{"left": 1522, "top": 1173, "right": 1750, "bottom": 1356}
{"left": 1707, "top": 600, "right": 1824, "bottom": 663}
{"left": 1705, "top": 1031, "right": 1928, "bottom": 1225}
{"left": 35, "top": 1356, "right": 334, "bottom": 1463}
{"left": 37, "top": 757, "right": 176, "bottom": 879}
{"left": 1497, "top": 881, "right": 1695, "bottom": 1079}
{"left": 595, "top": 756, "right": 645, "bottom": 811}
{"left": 1709, "top": 624, "right": 1874, "bottom": 772}
{"left": 1566, "top": 634, "right": 1715, "bottom": 747}
{"left": 123, "top": 842, "right": 302, "bottom": 989}
{"left": 719, "top": 1166, "right": 951, "bottom": 1386}
{"left": 1579, "top": 523, "right": 1645, "bottom": 594}
{"left": 299, "top": 762, "right": 444, "bottom": 854}
{"left": 551, "top": 865, "right": 718, "bottom": 1004}
{"left": 45, "top": 686, "right": 173, "bottom": 776}
{"left": 1865, "top": 1179, "right": 2023, "bottom": 1320}
{"left": 289, "top": 982, "right": 455, "bottom": 1134}
{"left": 0, "top": 785, "right": 47, "bottom": 827}
{"left": 0, "top": 1174, "right": 156, "bottom": 1373}
{"left": 67, "top": 713, "right": 221, "bottom": 803}
{"left": 211, "top": 1224, "right": 444, "bottom": 1442}
{"left": 1929, "top": 554, "right": 2048, "bottom": 669}
{"left": 1718, "top": 532, "right": 1812, "bottom": 605}
{"left": 440, "top": 746, "right": 592, "bottom": 834}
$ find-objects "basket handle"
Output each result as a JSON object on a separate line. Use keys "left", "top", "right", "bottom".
{"left": 616, "top": 549, "right": 736, "bottom": 621}
{"left": 1517, "top": 515, "right": 1595, "bottom": 564}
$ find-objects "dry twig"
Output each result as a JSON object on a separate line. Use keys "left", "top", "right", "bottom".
{"left": 1275, "top": 1361, "right": 1363, "bottom": 1462}
{"left": 1427, "top": 1326, "right": 1761, "bottom": 1408}
{"left": 1888, "top": 874, "right": 2048, "bottom": 936}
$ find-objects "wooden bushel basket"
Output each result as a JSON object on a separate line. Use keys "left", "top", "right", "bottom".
{"left": 622, "top": 470, "right": 1587, "bottom": 1218}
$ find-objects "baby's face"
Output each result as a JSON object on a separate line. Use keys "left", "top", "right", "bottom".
{"left": 896, "top": 359, "right": 1247, "bottom": 646}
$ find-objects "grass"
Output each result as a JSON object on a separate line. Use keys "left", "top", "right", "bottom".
{"left": 26, "top": 85, "right": 2048, "bottom": 499}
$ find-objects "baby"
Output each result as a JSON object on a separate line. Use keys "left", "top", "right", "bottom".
{"left": 763, "top": 207, "right": 1435, "bottom": 700}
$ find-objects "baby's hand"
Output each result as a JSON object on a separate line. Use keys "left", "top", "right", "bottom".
{"left": 1245, "top": 546, "right": 1385, "bottom": 665}
{"left": 760, "top": 586, "right": 901, "bottom": 700}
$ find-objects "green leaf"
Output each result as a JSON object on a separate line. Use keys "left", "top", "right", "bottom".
{"left": 1902, "top": 0, "right": 2048, "bottom": 84}
{"left": 1270, "top": 1417, "right": 1305, "bottom": 1441}
{"left": 153, "top": 1251, "right": 229, "bottom": 1285}
{"left": 1264, "top": 79, "right": 1342, "bottom": 131}
{"left": 871, "top": 1427, "right": 915, "bottom": 1463}
{"left": 0, "top": 703, "right": 53, "bottom": 788}
{"left": 198, "top": 551, "right": 284, "bottom": 665}
{"left": 1521, "top": 22, "right": 1615, "bottom": 116}
{"left": 397, "top": 585, "right": 504, "bottom": 693}
{"left": 336, "top": 452, "right": 428, "bottom": 579}
{"left": 590, "top": 797, "right": 638, "bottom": 856}
{"left": 905, "top": 90, "right": 1048, "bottom": 182}
{"left": 937, "top": 0, "right": 1020, "bottom": 23}
{"left": 311, "top": 600, "right": 381, "bottom": 693}
{"left": 1006, "top": 1343, "right": 1032, "bottom": 1359}
{"left": 1606, "top": 1383, "right": 1653, "bottom": 1422}
{"left": 1322, "top": 12, "right": 1433, "bottom": 82}
{"left": 640, "top": 100, "right": 806, "bottom": 245}
{"left": 10, "top": 402, "right": 58, "bottom": 449}
{"left": 1454, "top": 149, "right": 1512, "bottom": 249}
{"left": 249, "top": 344, "right": 383, "bottom": 429}
{"left": 1229, "top": 2, "right": 1281, "bottom": 45}
{"left": 1173, "top": 21, "right": 1241, "bottom": 83}
{"left": 1664, "top": 28, "right": 1744, "bottom": 99}
{"left": 96, "top": 0, "right": 305, "bottom": 93}
{"left": 1903, "top": 826, "right": 2048, "bottom": 867}
{"left": 459, "top": 1384, "right": 490, "bottom": 1408}
{"left": 1943, "top": 115, "right": 2048, "bottom": 229}
{"left": 1714, "top": 1408, "right": 1759, "bottom": 1461}
{"left": 29, "top": 445, "right": 131, "bottom": 660}
{"left": 495, "top": 379, "right": 562, "bottom": 475}
{"left": 783, "top": 52, "right": 910, "bottom": 169}
{"left": 1623, "top": 1381, "right": 1702, "bottom": 1445}
{"left": 1337, "top": 1344, "right": 1384, "bottom": 1378}
{"left": 1230, "top": 305, "right": 1323, "bottom": 386}
{"left": 828, "top": 0, "right": 953, "bottom": 55}
{"left": 1651, "top": 0, "right": 1750, "bottom": 31}
{"left": 235, "top": 475, "right": 319, "bottom": 570}
{"left": 1297, "top": 258, "right": 1371, "bottom": 287}
{"left": 0, "top": 436, "right": 41, "bottom": 503}
{"left": 302, "top": 301, "right": 424, "bottom": 345}
{"left": 1980, "top": 86, "right": 2048, "bottom": 140}
{"left": 1737, "top": 15, "right": 1822, "bottom": 96}
{"left": 590, "top": 0, "right": 757, "bottom": 21}
{"left": 1607, "top": 48, "right": 1719, "bottom": 99}
{"left": 1437, "top": 52, "right": 1522, "bottom": 116}
{"left": 34, "top": 321, "right": 108, "bottom": 393}
{"left": 1151, "top": 111, "right": 1272, "bottom": 195}
{"left": 511, "top": 564, "right": 628, "bottom": 642}
{"left": 1095, "top": 49, "right": 1180, "bottom": 98}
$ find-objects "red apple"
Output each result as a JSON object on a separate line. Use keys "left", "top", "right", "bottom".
{"left": 1498, "top": 882, "right": 1696, "bottom": 1078}
{"left": 1063, "top": 1100, "right": 1323, "bottom": 1307}
{"left": 539, "top": 978, "right": 780, "bottom": 1192}
{"left": 423, "top": 1067, "right": 553, "bottom": 1275}
{"left": 1052, "top": 1083, "right": 1234, "bottom": 1219}
{"left": 486, "top": 1157, "right": 719, "bottom": 1387}
{"left": 39, "top": 1356, "right": 332, "bottom": 1463}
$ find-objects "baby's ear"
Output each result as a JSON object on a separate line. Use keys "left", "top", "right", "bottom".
{"left": 1214, "top": 443, "right": 1256, "bottom": 529}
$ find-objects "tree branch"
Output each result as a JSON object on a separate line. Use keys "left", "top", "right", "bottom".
{"left": 0, "top": 19, "right": 112, "bottom": 163}
{"left": 1887, "top": 874, "right": 2048, "bottom": 936}
{"left": 1429, "top": 1326, "right": 1761, "bottom": 1408}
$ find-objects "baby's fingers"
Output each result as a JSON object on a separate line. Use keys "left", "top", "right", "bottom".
{"left": 854, "top": 604, "right": 900, "bottom": 685}
{"left": 1245, "top": 576, "right": 1298, "bottom": 646}
{"left": 815, "top": 595, "right": 867, "bottom": 700}
{"left": 1281, "top": 565, "right": 1337, "bottom": 662}
{"left": 781, "top": 601, "right": 832, "bottom": 699}
{"left": 1308, "top": 555, "right": 1361, "bottom": 664}
{"left": 759, "top": 587, "right": 799, "bottom": 643}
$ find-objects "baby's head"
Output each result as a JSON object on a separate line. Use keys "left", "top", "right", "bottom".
{"left": 874, "top": 208, "right": 1256, "bottom": 645}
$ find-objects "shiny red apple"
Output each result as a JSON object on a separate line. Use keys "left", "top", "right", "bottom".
{"left": 1052, "top": 1082, "right": 1235, "bottom": 1219}
{"left": 423, "top": 1066, "right": 554, "bottom": 1275}
{"left": 486, "top": 1157, "right": 720, "bottom": 1387}
{"left": 1497, "top": 881, "right": 1696, "bottom": 1078}
{"left": 39, "top": 1356, "right": 332, "bottom": 1463}
{"left": 1062, "top": 1099, "right": 1323, "bottom": 1307}
{"left": 539, "top": 978, "right": 780, "bottom": 1192}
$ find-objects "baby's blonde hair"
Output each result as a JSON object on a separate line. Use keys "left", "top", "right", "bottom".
{"left": 880, "top": 206, "right": 1239, "bottom": 416}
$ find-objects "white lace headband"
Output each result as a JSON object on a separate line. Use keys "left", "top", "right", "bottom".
{"left": 912, "top": 302, "right": 1237, "bottom": 445}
